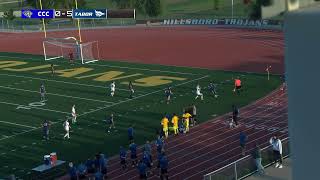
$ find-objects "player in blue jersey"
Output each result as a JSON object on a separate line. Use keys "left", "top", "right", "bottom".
{"left": 42, "top": 120, "right": 51, "bottom": 140}
{"left": 120, "top": 146, "right": 127, "bottom": 170}
{"left": 208, "top": 81, "right": 218, "bottom": 98}
{"left": 128, "top": 125, "right": 134, "bottom": 142}
{"left": 107, "top": 113, "right": 116, "bottom": 133}
{"left": 40, "top": 82, "right": 46, "bottom": 102}
{"left": 130, "top": 141, "right": 138, "bottom": 167}
{"left": 165, "top": 87, "right": 173, "bottom": 104}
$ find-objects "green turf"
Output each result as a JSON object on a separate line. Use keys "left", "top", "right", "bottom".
{"left": 0, "top": 52, "right": 281, "bottom": 178}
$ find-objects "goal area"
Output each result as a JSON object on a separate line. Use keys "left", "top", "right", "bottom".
{"left": 43, "top": 37, "right": 100, "bottom": 64}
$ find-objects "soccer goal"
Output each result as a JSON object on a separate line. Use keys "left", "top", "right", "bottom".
{"left": 43, "top": 37, "right": 100, "bottom": 64}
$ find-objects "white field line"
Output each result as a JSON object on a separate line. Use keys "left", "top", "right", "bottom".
{"left": 0, "top": 85, "right": 113, "bottom": 104}
{"left": 0, "top": 73, "right": 142, "bottom": 93}
{"left": 0, "top": 55, "right": 199, "bottom": 76}
{"left": 0, "top": 120, "right": 37, "bottom": 129}
{"left": 0, "top": 75, "right": 209, "bottom": 142}
{"left": 0, "top": 101, "right": 69, "bottom": 115}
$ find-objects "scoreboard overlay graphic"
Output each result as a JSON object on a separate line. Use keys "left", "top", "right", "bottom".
{"left": 21, "top": 9, "right": 135, "bottom": 19}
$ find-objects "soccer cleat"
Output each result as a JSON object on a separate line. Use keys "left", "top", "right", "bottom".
{"left": 275, "top": 163, "right": 279, "bottom": 168}
{"left": 278, "top": 164, "right": 283, "bottom": 168}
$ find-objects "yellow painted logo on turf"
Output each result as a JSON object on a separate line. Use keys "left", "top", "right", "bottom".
{"left": 0, "top": 60, "right": 187, "bottom": 87}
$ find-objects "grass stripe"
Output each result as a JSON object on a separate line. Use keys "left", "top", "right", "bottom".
{"left": 0, "top": 85, "right": 113, "bottom": 104}
{"left": 0, "top": 121, "right": 37, "bottom": 129}
{"left": 0, "top": 101, "right": 69, "bottom": 115}
{"left": 0, "top": 75, "right": 209, "bottom": 142}
{"left": 0, "top": 55, "right": 199, "bottom": 76}
{"left": 0, "top": 73, "right": 142, "bottom": 93}
{"left": 79, "top": 75, "right": 209, "bottom": 117}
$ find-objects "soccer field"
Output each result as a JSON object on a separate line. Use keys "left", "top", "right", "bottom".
{"left": 0, "top": 52, "right": 281, "bottom": 178}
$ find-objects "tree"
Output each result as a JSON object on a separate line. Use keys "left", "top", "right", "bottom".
{"left": 213, "top": 0, "right": 220, "bottom": 10}
{"left": 145, "top": 0, "right": 161, "bottom": 17}
{"left": 261, "top": 0, "right": 273, "bottom": 6}
{"left": 3, "top": 9, "right": 16, "bottom": 29}
{"left": 3, "top": 9, "right": 15, "bottom": 21}
{"left": 134, "top": 0, "right": 146, "bottom": 13}
{"left": 249, "top": 0, "right": 262, "bottom": 19}
{"left": 111, "top": 0, "right": 131, "bottom": 9}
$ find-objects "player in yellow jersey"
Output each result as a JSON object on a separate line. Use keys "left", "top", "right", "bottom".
{"left": 171, "top": 113, "right": 179, "bottom": 135}
{"left": 183, "top": 111, "right": 192, "bottom": 133}
{"left": 161, "top": 115, "right": 169, "bottom": 138}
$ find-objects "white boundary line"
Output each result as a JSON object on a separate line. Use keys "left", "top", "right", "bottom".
{"left": 0, "top": 75, "right": 209, "bottom": 142}
{"left": 0, "top": 120, "right": 37, "bottom": 129}
{"left": 0, "top": 73, "right": 145, "bottom": 93}
{"left": 0, "top": 101, "right": 70, "bottom": 115}
{"left": 0, "top": 85, "right": 114, "bottom": 104}
{"left": 0, "top": 55, "right": 199, "bottom": 76}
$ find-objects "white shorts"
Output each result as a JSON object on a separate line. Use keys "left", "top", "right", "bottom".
{"left": 196, "top": 91, "right": 202, "bottom": 95}
{"left": 111, "top": 88, "right": 115, "bottom": 92}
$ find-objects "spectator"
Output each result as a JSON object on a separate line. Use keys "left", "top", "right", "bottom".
{"left": 128, "top": 125, "right": 134, "bottom": 143}
{"left": 130, "top": 141, "right": 138, "bottom": 167}
{"left": 270, "top": 135, "right": 283, "bottom": 168}
{"left": 120, "top": 146, "right": 127, "bottom": 170}
{"left": 252, "top": 143, "right": 265, "bottom": 175}
{"left": 240, "top": 131, "right": 248, "bottom": 156}
{"left": 160, "top": 153, "right": 169, "bottom": 180}
{"left": 137, "top": 160, "right": 147, "bottom": 179}
{"left": 68, "top": 162, "right": 77, "bottom": 180}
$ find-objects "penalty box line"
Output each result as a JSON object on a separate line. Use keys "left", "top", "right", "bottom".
{"left": 0, "top": 75, "right": 209, "bottom": 142}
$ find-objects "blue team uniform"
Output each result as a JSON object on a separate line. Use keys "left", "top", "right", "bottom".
{"left": 130, "top": 143, "right": 137, "bottom": 159}
{"left": 137, "top": 161, "right": 147, "bottom": 178}
{"left": 128, "top": 127, "right": 134, "bottom": 141}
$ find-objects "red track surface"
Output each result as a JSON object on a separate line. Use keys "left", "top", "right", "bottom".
{"left": 102, "top": 89, "right": 288, "bottom": 180}
{"left": 0, "top": 27, "right": 284, "bottom": 74}
{"left": 0, "top": 27, "right": 286, "bottom": 179}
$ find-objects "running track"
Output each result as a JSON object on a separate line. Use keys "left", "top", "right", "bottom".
{"left": 88, "top": 88, "right": 288, "bottom": 180}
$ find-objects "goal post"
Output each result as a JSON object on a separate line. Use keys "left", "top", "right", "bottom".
{"left": 43, "top": 37, "right": 100, "bottom": 64}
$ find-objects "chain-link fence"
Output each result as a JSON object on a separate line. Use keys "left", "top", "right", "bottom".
{"left": 204, "top": 137, "right": 290, "bottom": 180}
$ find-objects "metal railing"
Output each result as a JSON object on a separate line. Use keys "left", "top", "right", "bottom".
{"left": 203, "top": 137, "right": 290, "bottom": 180}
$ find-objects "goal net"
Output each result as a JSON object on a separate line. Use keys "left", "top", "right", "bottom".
{"left": 43, "top": 37, "right": 100, "bottom": 64}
